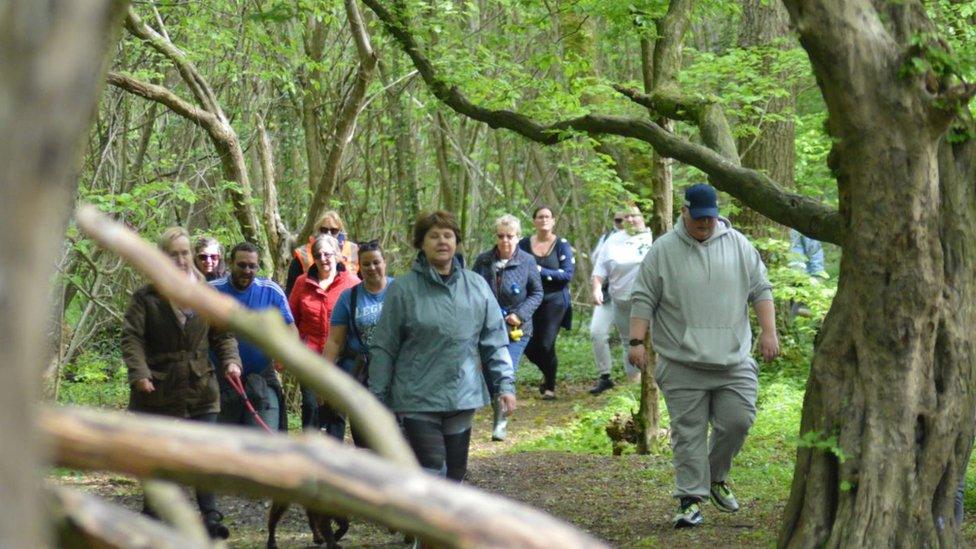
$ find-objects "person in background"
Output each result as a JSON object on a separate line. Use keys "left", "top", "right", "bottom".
{"left": 288, "top": 234, "right": 360, "bottom": 435}
{"left": 122, "top": 227, "right": 240, "bottom": 539}
{"left": 323, "top": 239, "right": 393, "bottom": 445}
{"left": 589, "top": 205, "right": 653, "bottom": 393}
{"left": 193, "top": 235, "right": 225, "bottom": 281}
{"left": 518, "top": 206, "right": 575, "bottom": 400}
{"left": 789, "top": 229, "right": 827, "bottom": 278}
{"left": 629, "top": 184, "right": 779, "bottom": 529}
{"left": 472, "top": 214, "right": 543, "bottom": 441}
{"left": 286, "top": 210, "right": 360, "bottom": 295}
{"left": 587, "top": 210, "right": 626, "bottom": 395}
{"left": 788, "top": 229, "right": 829, "bottom": 318}
{"left": 370, "top": 210, "right": 516, "bottom": 482}
{"left": 211, "top": 242, "right": 293, "bottom": 433}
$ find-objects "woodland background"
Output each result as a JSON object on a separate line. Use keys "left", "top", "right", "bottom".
{"left": 35, "top": 0, "right": 976, "bottom": 546}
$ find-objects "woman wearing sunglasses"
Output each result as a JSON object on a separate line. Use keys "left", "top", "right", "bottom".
{"left": 286, "top": 210, "right": 360, "bottom": 295}
{"left": 323, "top": 239, "right": 393, "bottom": 445}
{"left": 472, "top": 214, "right": 543, "bottom": 441}
{"left": 193, "top": 236, "right": 225, "bottom": 281}
{"left": 287, "top": 234, "right": 360, "bottom": 435}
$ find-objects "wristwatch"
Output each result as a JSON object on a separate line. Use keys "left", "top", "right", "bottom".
{"left": 628, "top": 338, "right": 645, "bottom": 347}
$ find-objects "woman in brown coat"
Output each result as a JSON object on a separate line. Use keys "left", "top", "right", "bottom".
{"left": 121, "top": 226, "right": 241, "bottom": 539}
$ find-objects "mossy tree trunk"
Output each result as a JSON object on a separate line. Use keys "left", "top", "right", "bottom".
{"left": 777, "top": 2, "right": 976, "bottom": 546}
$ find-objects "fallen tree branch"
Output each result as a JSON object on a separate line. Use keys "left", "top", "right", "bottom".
{"left": 75, "top": 204, "right": 415, "bottom": 468}
{"left": 143, "top": 480, "right": 209, "bottom": 544}
{"left": 47, "top": 485, "right": 211, "bottom": 549}
{"left": 361, "top": 0, "right": 844, "bottom": 245}
{"left": 44, "top": 407, "right": 608, "bottom": 549}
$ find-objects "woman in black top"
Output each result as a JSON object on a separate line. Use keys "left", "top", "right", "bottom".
{"left": 517, "top": 206, "right": 574, "bottom": 399}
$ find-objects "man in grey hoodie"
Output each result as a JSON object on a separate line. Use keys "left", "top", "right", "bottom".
{"left": 628, "top": 184, "right": 780, "bottom": 528}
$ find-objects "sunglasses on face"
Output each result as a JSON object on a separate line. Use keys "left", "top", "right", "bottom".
{"left": 318, "top": 226, "right": 341, "bottom": 235}
{"left": 496, "top": 234, "right": 517, "bottom": 240}
{"left": 197, "top": 253, "right": 220, "bottom": 261}
{"left": 235, "top": 262, "right": 258, "bottom": 271}
{"left": 358, "top": 239, "right": 381, "bottom": 252}
{"left": 314, "top": 251, "right": 337, "bottom": 260}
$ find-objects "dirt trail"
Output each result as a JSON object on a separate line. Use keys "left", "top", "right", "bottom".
{"left": 57, "top": 382, "right": 976, "bottom": 547}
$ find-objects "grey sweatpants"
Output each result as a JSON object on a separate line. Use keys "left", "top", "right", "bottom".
{"left": 590, "top": 299, "right": 640, "bottom": 377}
{"left": 655, "top": 355, "right": 758, "bottom": 499}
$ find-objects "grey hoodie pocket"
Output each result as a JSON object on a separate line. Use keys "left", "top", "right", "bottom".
{"left": 680, "top": 326, "right": 743, "bottom": 367}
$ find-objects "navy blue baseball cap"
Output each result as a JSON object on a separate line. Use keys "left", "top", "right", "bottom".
{"left": 684, "top": 184, "right": 719, "bottom": 219}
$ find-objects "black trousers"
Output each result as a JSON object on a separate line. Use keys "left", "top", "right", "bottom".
{"left": 142, "top": 412, "right": 218, "bottom": 516}
{"left": 525, "top": 294, "right": 568, "bottom": 392}
{"left": 300, "top": 383, "right": 319, "bottom": 430}
{"left": 400, "top": 412, "right": 473, "bottom": 482}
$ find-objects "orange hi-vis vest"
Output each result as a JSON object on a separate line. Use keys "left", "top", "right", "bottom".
{"left": 294, "top": 237, "right": 359, "bottom": 274}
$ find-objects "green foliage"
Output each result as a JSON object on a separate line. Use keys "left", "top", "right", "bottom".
{"left": 512, "top": 389, "right": 642, "bottom": 454}
{"left": 59, "top": 351, "right": 128, "bottom": 410}
{"left": 678, "top": 44, "right": 810, "bottom": 139}
{"left": 794, "top": 111, "right": 837, "bottom": 205}
{"left": 750, "top": 236, "right": 836, "bottom": 381}
{"left": 796, "top": 430, "right": 848, "bottom": 464}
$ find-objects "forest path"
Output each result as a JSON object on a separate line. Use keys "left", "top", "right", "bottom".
{"left": 56, "top": 381, "right": 976, "bottom": 547}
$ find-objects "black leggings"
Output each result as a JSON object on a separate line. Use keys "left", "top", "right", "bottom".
{"left": 400, "top": 411, "right": 473, "bottom": 482}
{"left": 525, "top": 294, "right": 568, "bottom": 392}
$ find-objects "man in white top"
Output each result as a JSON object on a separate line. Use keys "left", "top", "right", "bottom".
{"left": 590, "top": 205, "right": 654, "bottom": 393}
{"left": 628, "top": 183, "right": 779, "bottom": 529}
{"left": 587, "top": 211, "right": 624, "bottom": 394}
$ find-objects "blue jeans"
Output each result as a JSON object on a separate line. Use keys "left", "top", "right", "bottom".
{"left": 506, "top": 336, "right": 530, "bottom": 375}
{"left": 218, "top": 373, "right": 281, "bottom": 431}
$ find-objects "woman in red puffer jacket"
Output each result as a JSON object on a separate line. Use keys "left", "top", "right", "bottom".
{"left": 288, "top": 233, "right": 360, "bottom": 434}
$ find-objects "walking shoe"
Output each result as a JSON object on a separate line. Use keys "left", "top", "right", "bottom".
{"left": 541, "top": 390, "right": 556, "bottom": 400}
{"left": 588, "top": 375, "right": 615, "bottom": 395}
{"left": 672, "top": 497, "right": 703, "bottom": 528}
{"left": 709, "top": 481, "right": 740, "bottom": 513}
{"left": 203, "top": 510, "right": 230, "bottom": 539}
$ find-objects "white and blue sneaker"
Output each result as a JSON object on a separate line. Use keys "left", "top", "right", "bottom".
{"left": 673, "top": 497, "right": 704, "bottom": 528}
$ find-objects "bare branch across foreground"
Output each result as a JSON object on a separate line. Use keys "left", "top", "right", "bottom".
{"left": 44, "top": 407, "right": 608, "bottom": 549}
{"left": 48, "top": 485, "right": 211, "bottom": 549}
{"left": 74, "top": 204, "right": 415, "bottom": 468}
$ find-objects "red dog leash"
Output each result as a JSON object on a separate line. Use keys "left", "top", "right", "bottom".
{"left": 225, "top": 373, "right": 273, "bottom": 434}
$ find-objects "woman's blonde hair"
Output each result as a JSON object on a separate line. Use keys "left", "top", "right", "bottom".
{"left": 157, "top": 226, "right": 191, "bottom": 253}
{"left": 315, "top": 210, "right": 345, "bottom": 232}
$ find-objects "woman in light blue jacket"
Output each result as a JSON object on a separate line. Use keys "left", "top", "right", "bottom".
{"left": 369, "top": 210, "right": 516, "bottom": 481}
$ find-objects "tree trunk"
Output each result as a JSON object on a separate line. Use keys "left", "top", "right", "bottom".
{"left": 777, "top": 3, "right": 976, "bottom": 546}
{"left": 731, "top": 0, "right": 796, "bottom": 239}
{"left": 781, "top": 134, "right": 976, "bottom": 549}
{"left": 632, "top": 0, "right": 693, "bottom": 454}
{"left": 0, "top": 0, "right": 128, "bottom": 546}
